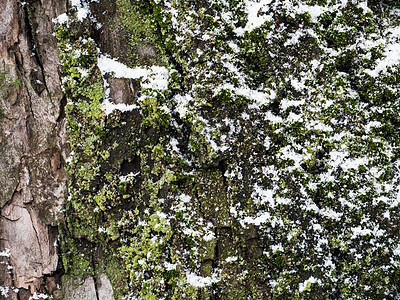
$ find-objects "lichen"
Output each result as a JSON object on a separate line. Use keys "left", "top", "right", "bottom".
{"left": 0, "top": 71, "right": 22, "bottom": 98}
{"left": 55, "top": 0, "right": 400, "bottom": 298}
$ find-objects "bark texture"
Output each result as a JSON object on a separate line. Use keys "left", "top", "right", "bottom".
{"left": 0, "top": 0, "right": 67, "bottom": 298}
{"left": 3, "top": 0, "right": 400, "bottom": 299}
{"left": 55, "top": 0, "right": 400, "bottom": 299}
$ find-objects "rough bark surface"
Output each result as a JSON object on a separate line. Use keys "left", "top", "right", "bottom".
{"left": 0, "top": 0, "right": 67, "bottom": 298}
{"left": 55, "top": 0, "right": 400, "bottom": 299}
{"left": 3, "top": 0, "right": 400, "bottom": 299}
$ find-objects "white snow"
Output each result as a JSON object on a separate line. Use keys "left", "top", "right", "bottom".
{"left": 0, "top": 249, "right": 10, "bottom": 257}
{"left": 0, "top": 286, "right": 9, "bottom": 298}
{"left": 394, "top": 245, "right": 400, "bottom": 256}
{"left": 169, "top": 137, "right": 180, "bottom": 153}
{"left": 173, "top": 93, "right": 193, "bottom": 119}
{"left": 203, "top": 231, "right": 216, "bottom": 241}
{"left": 364, "top": 24, "right": 400, "bottom": 77}
{"left": 142, "top": 66, "right": 169, "bottom": 90}
{"left": 29, "top": 293, "right": 49, "bottom": 300}
{"left": 53, "top": 13, "right": 69, "bottom": 24}
{"left": 241, "top": 212, "right": 271, "bottom": 226}
{"left": 340, "top": 157, "right": 368, "bottom": 172}
{"left": 179, "top": 194, "right": 191, "bottom": 203}
{"left": 252, "top": 184, "right": 275, "bottom": 206}
{"left": 351, "top": 226, "right": 372, "bottom": 238}
{"left": 281, "top": 98, "right": 305, "bottom": 110}
{"left": 299, "top": 276, "right": 321, "bottom": 293}
{"left": 186, "top": 271, "right": 220, "bottom": 287}
{"left": 98, "top": 55, "right": 169, "bottom": 89}
{"left": 365, "top": 42, "right": 400, "bottom": 77}
{"left": 98, "top": 55, "right": 149, "bottom": 79}
{"left": 319, "top": 208, "right": 343, "bottom": 221}
{"left": 271, "top": 244, "right": 283, "bottom": 253}
{"left": 297, "top": 3, "right": 326, "bottom": 22}
{"left": 70, "top": 0, "right": 90, "bottom": 22}
{"left": 183, "top": 228, "right": 201, "bottom": 237}
{"left": 225, "top": 256, "right": 238, "bottom": 263}
{"left": 164, "top": 262, "right": 177, "bottom": 270}
{"left": 236, "top": 0, "right": 273, "bottom": 35}
{"left": 357, "top": 1, "right": 372, "bottom": 14}
{"left": 119, "top": 172, "right": 140, "bottom": 182}
{"left": 101, "top": 98, "right": 140, "bottom": 116}
{"left": 98, "top": 55, "right": 169, "bottom": 115}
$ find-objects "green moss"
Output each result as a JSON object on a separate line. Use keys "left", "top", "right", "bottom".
{"left": 55, "top": 0, "right": 400, "bottom": 298}
{"left": 55, "top": 12, "right": 131, "bottom": 298}
{"left": 0, "top": 71, "right": 22, "bottom": 98}
{"left": 141, "top": 93, "right": 170, "bottom": 129}
{"left": 118, "top": 212, "right": 174, "bottom": 298}
{"left": 103, "top": 0, "right": 168, "bottom": 67}
{"left": 103, "top": 254, "right": 129, "bottom": 299}
{"left": 59, "top": 224, "right": 94, "bottom": 279}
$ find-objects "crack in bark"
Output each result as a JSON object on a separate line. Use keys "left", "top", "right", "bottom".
{"left": 1, "top": 156, "right": 25, "bottom": 210}
{"left": 212, "top": 227, "right": 220, "bottom": 300}
{"left": 218, "top": 160, "right": 228, "bottom": 195}
{"left": 193, "top": 181, "right": 207, "bottom": 223}
{"left": 0, "top": 215, "right": 21, "bottom": 222}
{"left": 2, "top": 184, "right": 21, "bottom": 211}
{"left": 91, "top": 254, "right": 100, "bottom": 300}
{"left": 7, "top": 253, "right": 16, "bottom": 294}
{"left": 22, "top": 1, "right": 51, "bottom": 98}
{"left": 56, "top": 95, "right": 67, "bottom": 123}
{"left": 93, "top": 277, "right": 100, "bottom": 300}
{"left": 12, "top": 44, "right": 24, "bottom": 79}
{"left": 13, "top": 204, "right": 29, "bottom": 209}
{"left": 26, "top": 204, "right": 44, "bottom": 270}
{"left": 24, "top": 82, "right": 35, "bottom": 119}
{"left": 143, "top": 2, "right": 187, "bottom": 94}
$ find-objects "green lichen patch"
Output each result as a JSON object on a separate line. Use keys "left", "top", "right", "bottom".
{"left": 0, "top": 71, "right": 22, "bottom": 99}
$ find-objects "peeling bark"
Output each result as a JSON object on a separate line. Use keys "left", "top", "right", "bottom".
{"left": 0, "top": 0, "right": 67, "bottom": 298}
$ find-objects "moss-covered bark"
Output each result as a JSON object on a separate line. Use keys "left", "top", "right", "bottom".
{"left": 55, "top": 0, "right": 400, "bottom": 299}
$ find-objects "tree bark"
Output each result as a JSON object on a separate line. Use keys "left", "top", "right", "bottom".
{"left": 0, "top": 0, "right": 67, "bottom": 298}
{"left": 2, "top": 0, "right": 400, "bottom": 299}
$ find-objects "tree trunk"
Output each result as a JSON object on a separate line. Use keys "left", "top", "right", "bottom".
{"left": 0, "top": 0, "right": 67, "bottom": 299}
{"left": 2, "top": 0, "right": 400, "bottom": 299}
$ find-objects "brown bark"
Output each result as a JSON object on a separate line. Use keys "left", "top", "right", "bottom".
{"left": 0, "top": 0, "right": 67, "bottom": 298}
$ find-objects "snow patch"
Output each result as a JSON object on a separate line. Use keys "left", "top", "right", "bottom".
{"left": 186, "top": 272, "right": 220, "bottom": 287}
{"left": 235, "top": 0, "right": 273, "bottom": 35}
{"left": 225, "top": 256, "right": 238, "bottom": 263}
{"left": 98, "top": 55, "right": 149, "bottom": 79}
{"left": 70, "top": 0, "right": 90, "bottom": 22}
{"left": 53, "top": 13, "right": 69, "bottom": 24}
{"left": 0, "top": 249, "right": 10, "bottom": 257}
{"left": 29, "top": 293, "right": 49, "bottom": 300}
{"left": 299, "top": 276, "right": 322, "bottom": 293}
{"left": 98, "top": 55, "right": 169, "bottom": 115}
